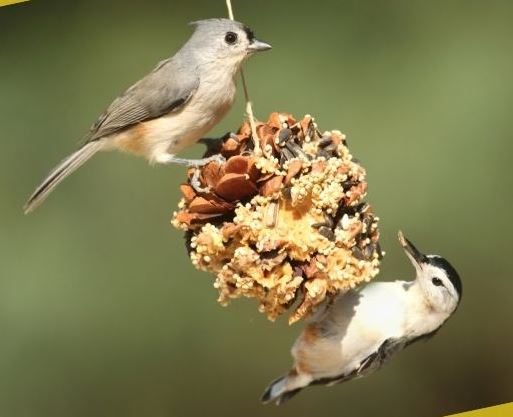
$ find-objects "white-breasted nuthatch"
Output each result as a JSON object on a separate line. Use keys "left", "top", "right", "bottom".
{"left": 24, "top": 18, "right": 271, "bottom": 213}
{"left": 262, "top": 231, "right": 462, "bottom": 405}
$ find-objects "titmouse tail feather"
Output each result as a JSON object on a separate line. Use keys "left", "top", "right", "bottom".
{"left": 24, "top": 141, "right": 103, "bottom": 214}
{"left": 261, "top": 376, "right": 303, "bottom": 406}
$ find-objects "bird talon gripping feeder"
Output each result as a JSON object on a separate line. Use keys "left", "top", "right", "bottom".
{"left": 172, "top": 113, "right": 383, "bottom": 324}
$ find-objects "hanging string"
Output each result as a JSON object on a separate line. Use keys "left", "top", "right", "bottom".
{"left": 225, "top": 0, "right": 262, "bottom": 156}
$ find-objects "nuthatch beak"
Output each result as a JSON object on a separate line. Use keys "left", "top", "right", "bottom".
{"left": 398, "top": 230, "right": 428, "bottom": 269}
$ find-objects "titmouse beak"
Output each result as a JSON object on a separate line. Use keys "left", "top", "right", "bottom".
{"left": 398, "top": 230, "right": 427, "bottom": 268}
{"left": 247, "top": 39, "right": 272, "bottom": 53}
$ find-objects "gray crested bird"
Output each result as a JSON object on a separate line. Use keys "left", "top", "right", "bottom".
{"left": 24, "top": 18, "right": 271, "bottom": 214}
{"left": 262, "top": 231, "right": 462, "bottom": 405}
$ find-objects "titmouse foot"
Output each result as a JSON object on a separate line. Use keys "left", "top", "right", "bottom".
{"left": 175, "top": 154, "right": 225, "bottom": 193}
{"left": 168, "top": 154, "right": 226, "bottom": 167}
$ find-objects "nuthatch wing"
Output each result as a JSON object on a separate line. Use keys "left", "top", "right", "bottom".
{"left": 24, "top": 18, "right": 271, "bottom": 213}
{"left": 262, "top": 231, "right": 462, "bottom": 405}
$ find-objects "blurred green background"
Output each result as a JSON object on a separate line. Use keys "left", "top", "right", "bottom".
{"left": 1, "top": 0, "right": 512, "bottom": 416}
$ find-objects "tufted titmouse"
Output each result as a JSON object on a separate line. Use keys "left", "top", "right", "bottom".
{"left": 262, "top": 231, "right": 462, "bottom": 405}
{"left": 24, "top": 18, "right": 271, "bottom": 213}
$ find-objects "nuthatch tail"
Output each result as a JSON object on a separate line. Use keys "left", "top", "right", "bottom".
{"left": 262, "top": 231, "right": 462, "bottom": 405}
{"left": 24, "top": 18, "right": 271, "bottom": 213}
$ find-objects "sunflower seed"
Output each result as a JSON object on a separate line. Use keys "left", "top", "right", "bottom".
{"left": 286, "top": 141, "right": 308, "bottom": 159}
{"left": 376, "top": 242, "right": 384, "bottom": 260}
{"left": 264, "top": 201, "right": 279, "bottom": 228}
{"left": 311, "top": 222, "right": 325, "bottom": 228}
{"left": 364, "top": 243, "right": 375, "bottom": 259}
{"left": 278, "top": 128, "right": 292, "bottom": 146}
{"left": 293, "top": 266, "right": 304, "bottom": 278}
{"left": 319, "top": 226, "right": 335, "bottom": 241}
{"left": 337, "top": 213, "right": 350, "bottom": 230}
{"left": 280, "top": 147, "right": 295, "bottom": 161}
{"left": 282, "top": 187, "right": 292, "bottom": 200}
{"left": 308, "top": 124, "right": 317, "bottom": 139}
{"left": 324, "top": 143, "right": 338, "bottom": 154}
{"left": 343, "top": 180, "right": 359, "bottom": 190}
{"left": 362, "top": 216, "right": 374, "bottom": 233}
{"left": 323, "top": 214, "right": 334, "bottom": 228}
{"left": 352, "top": 246, "right": 366, "bottom": 260}
{"left": 318, "top": 135, "right": 333, "bottom": 148}
{"left": 311, "top": 214, "right": 334, "bottom": 229}
{"left": 316, "top": 149, "right": 332, "bottom": 159}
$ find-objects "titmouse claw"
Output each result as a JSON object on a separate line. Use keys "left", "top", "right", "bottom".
{"left": 188, "top": 154, "right": 226, "bottom": 193}
{"left": 168, "top": 154, "right": 226, "bottom": 168}
{"left": 191, "top": 168, "right": 210, "bottom": 193}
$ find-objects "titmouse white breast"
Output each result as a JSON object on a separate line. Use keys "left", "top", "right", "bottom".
{"left": 24, "top": 18, "right": 271, "bottom": 213}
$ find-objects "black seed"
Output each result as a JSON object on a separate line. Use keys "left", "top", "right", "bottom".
{"left": 324, "top": 143, "right": 338, "bottom": 154}
{"left": 281, "top": 147, "right": 295, "bottom": 161}
{"left": 282, "top": 187, "right": 292, "bottom": 200}
{"left": 293, "top": 266, "right": 304, "bottom": 278}
{"left": 286, "top": 141, "right": 308, "bottom": 159}
{"left": 184, "top": 230, "right": 194, "bottom": 256}
{"left": 357, "top": 202, "right": 370, "bottom": 213}
{"left": 324, "top": 214, "right": 334, "bottom": 228}
{"left": 318, "top": 136, "right": 333, "bottom": 148}
{"left": 343, "top": 180, "right": 359, "bottom": 190}
{"left": 334, "top": 202, "right": 366, "bottom": 224}
{"left": 364, "top": 243, "right": 375, "bottom": 259}
{"left": 363, "top": 216, "right": 374, "bottom": 232}
{"left": 355, "top": 233, "right": 366, "bottom": 245}
{"left": 319, "top": 226, "right": 335, "bottom": 241}
{"left": 316, "top": 149, "right": 332, "bottom": 159}
{"left": 376, "top": 242, "right": 384, "bottom": 260}
{"left": 311, "top": 215, "right": 334, "bottom": 229}
{"left": 352, "top": 246, "right": 366, "bottom": 260}
{"left": 278, "top": 128, "right": 292, "bottom": 146}
{"left": 308, "top": 124, "right": 316, "bottom": 139}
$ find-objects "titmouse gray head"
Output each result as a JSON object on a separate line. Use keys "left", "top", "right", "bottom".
{"left": 24, "top": 18, "right": 271, "bottom": 214}
{"left": 262, "top": 231, "right": 461, "bottom": 405}
{"left": 188, "top": 18, "right": 271, "bottom": 62}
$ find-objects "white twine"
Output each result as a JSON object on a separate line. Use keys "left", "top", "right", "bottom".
{"left": 225, "top": 0, "right": 262, "bottom": 155}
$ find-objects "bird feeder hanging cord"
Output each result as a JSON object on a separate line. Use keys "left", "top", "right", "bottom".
{"left": 225, "top": 0, "right": 262, "bottom": 155}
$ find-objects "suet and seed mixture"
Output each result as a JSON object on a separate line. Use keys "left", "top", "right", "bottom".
{"left": 172, "top": 113, "right": 382, "bottom": 324}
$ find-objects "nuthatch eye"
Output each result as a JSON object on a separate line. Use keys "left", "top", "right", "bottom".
{"left": 262, "top": 231, "right": 462, "bottom": 405}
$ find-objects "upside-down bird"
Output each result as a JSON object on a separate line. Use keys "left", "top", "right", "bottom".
{"left": 262, "top": 231, "right": 462, "bottom": 405}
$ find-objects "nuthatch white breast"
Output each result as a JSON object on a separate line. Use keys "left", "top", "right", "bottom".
{"left": 262, "top": 231, "right": 462, "bottom": 405}
{"left": 24, "top": 18, "right": 271, "bottom": 213}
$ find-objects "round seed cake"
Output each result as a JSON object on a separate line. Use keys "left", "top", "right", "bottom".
{"left": 172, "top": 113, "right": 382, "bottom": 324}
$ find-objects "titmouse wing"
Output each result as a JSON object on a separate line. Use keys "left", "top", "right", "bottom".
{"left": 88, "top": 57, "right": 199, "bottom": 141}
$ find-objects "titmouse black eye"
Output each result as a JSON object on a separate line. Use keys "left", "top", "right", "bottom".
{"left": 225, "top": 32, "right": 238, "bottom": 45}
{"left": 432, "top": 277, "right": 443, "bottom": 286}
